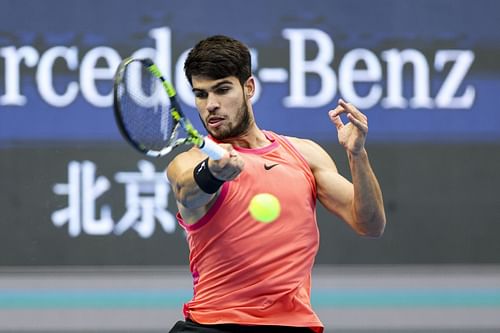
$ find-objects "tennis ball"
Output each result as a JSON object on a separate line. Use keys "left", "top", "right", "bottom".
{"left": 248, "top": 193, "right": 281, "bottom": 223}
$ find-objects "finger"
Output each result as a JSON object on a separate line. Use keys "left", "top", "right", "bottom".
{"left": 345, "top": 109, "right": 368, "bottom": 128}
{"left": 339, "top": 99, "right": 367, "bottom": 122}
{"left": 219, "top": 143, "right": 233, "bottom": 151}
{"left": 328, "top": 104, "right": 345, "bottom": 118}
{"left": 339, "top": 99, "right": 366, "bottom": 121}
{"left": 217, "top": 144, "right": 236, "bottom": 159}
{"left": 347, "top": 113, "right": 368, "bottom": 134}
{"left": 328, "top": 110, "right": 344, "bottom": 130}
{"left": 228, "top": 148, "right": 238, "bottom": 158}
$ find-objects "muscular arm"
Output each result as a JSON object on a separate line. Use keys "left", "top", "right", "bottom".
{"left": 291, "top": 138, "right": 385, "bottom": 238}
{"left": 347, "top": 148, "right": 386, "bottom": 237}
{"left": 166, "top": 144, "right": 244, "bottom": 224}
{"left": 167, "top": 149, "right": 218, "bottom": 210}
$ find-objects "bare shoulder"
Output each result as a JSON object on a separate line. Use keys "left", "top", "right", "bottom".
{"left": 285, "top": 136, "right": 338, "bottom": 172}
{"left": 286, "top": 136, "right": 321, "bottom": 155}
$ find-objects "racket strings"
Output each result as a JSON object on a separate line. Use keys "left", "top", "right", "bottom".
{"left": 117, "top": 61, "right": 176, "bottom": 151}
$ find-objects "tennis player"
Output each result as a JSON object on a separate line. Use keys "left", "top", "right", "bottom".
{"left": 166, "top": 35, "right": 386, "bottom": 333}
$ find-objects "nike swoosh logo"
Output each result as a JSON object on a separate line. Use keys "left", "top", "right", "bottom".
{"left": 264, "top": 163, "right": 279, "bottom": 170}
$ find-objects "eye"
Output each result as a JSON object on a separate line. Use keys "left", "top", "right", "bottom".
{"left": 194, "top": 91, "right": 207, "bottom": 99}
{"left": 215, "top": 86, "right": 231, "bottom": 94}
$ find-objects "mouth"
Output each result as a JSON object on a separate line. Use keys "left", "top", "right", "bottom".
{"left": 207, "top": 116, "right": 225, "bottom": 128}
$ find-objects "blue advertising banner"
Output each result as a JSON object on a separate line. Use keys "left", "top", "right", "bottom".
{"left": 1, "top": 0, "right": 499, "bottom": 144}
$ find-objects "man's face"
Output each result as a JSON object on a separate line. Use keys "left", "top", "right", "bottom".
{"left": 191, "top": 75, "right": 253, "bottom": 141}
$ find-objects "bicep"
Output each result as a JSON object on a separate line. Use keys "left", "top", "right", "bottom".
{"left": 314, "top": 158, "right": 354, "bottom": 224}
{"left": 290, "top": 138, "right": 355, "bottom": 224}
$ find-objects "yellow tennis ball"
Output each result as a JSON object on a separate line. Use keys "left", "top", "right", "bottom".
{"left": 248, "top": 193, "right": 281, "bottom": 223}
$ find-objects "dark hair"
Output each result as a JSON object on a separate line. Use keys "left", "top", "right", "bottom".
{"left": 184, "top": 35, "right": 252, "bottom": 86}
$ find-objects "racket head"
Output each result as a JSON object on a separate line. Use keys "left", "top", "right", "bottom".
{"left": 113, "top": 57, "right": 182, "bottom": 157}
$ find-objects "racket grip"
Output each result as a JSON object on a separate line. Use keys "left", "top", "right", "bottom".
{"left": 200, "top": 137, "right": 227, "bottom": 160}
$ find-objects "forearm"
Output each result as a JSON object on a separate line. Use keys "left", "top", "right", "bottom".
{"left": 348, "top": 148, "right": 386, "bottom": 237}
{"left": 172, "top": 170, "right": 219, "bottom": 209}
{"left": 172, "top": 172, "right": 215, "bottom": 209}
{"left": 168, "top": 146, "right": 243, "bottom": 210}
{"left": 168, "top": 158, "right": 223, "bottom": 210}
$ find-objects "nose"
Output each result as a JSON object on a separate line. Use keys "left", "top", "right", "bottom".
{"left": 206, "top": 93, "right": 219, "bottom": 112}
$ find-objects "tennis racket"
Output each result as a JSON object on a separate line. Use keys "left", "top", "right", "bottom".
{"left": 113, "top": 57, "right": 226, "bottom": 159}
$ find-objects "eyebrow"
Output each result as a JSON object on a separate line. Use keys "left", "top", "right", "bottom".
{"left": 192, "top": 80, "right": 234, "bottom": 93}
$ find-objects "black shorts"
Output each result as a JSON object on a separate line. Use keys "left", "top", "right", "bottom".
{"left": 169, "top": 319, "right": 314, "bottom": 333}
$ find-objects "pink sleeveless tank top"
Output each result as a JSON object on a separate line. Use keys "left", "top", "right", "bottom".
{"left": 176, "top": 131, "right": 323, "bottom": 332}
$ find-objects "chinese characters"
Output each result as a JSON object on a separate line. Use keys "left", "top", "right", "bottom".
{"left": 52, "top": 160, "right": 175, "bottom": 238}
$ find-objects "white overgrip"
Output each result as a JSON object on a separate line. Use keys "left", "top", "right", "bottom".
{"left": 200, "top": 137, "right": 226, "bottom": 160}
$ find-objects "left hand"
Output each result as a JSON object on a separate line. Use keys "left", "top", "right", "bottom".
{"left": 328, "top": 99, "right": 368, "bottom": 155}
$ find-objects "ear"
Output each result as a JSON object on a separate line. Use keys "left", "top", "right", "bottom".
{"left": 244, "top": 76, "right": 256, "bottom": 99}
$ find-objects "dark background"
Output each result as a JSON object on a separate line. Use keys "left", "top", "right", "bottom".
{"left": 1, "top": 142, "right": 498, "bottom": 265}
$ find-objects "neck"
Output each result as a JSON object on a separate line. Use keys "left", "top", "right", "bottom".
{"left": 220, "top": 125, "right": 271, "bottom": 149}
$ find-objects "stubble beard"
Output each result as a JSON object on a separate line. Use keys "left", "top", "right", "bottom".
{"left": 201, "top": 99, "right": 252, "bottom": 141}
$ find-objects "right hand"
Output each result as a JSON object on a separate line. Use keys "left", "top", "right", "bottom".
{"left": 207, "top": 143, "right": 244, "bottom": 181}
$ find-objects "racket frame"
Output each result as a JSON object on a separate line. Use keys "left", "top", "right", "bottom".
{"left": 113, "top": 57, "right": 225, "bottom": 159}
